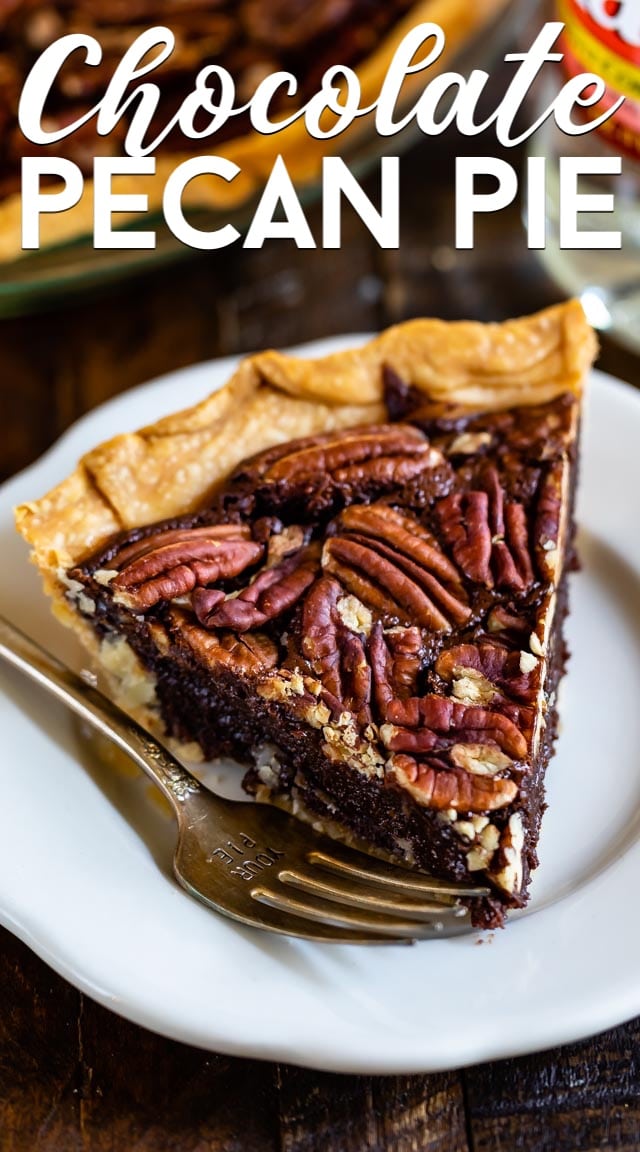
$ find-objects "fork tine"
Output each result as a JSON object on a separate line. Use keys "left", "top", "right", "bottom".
{"left": 307, "top": 850, "right": 491, "bottom": 899}
{"left": 278, "top": 869, "right": 468, "bottom": 920}
{"left": 175, "top": 872, "right": 410, "bottom": 945}
{"left": 250, "top": 885, "right": 451, "bottom": 938}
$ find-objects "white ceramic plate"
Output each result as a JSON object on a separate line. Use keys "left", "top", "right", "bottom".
{"left": 1, "top": 339, "right": 639, "bottom": 1074}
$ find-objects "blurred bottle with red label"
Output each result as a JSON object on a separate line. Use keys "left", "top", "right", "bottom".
{"left": 561, "top": 0, "right": 640, "bottom": 158}
{"left": 529, "top": 1, "right": 640, "bottom": 352}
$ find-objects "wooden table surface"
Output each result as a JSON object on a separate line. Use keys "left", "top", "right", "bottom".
{"left": 1, "top": 134, "right": 639, "bottom": 1151}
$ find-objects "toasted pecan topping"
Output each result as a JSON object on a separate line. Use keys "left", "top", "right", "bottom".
{"left": 109, "top": 526, "right": 263, "bottom": 611}
{"left": 383, "top": 696, "right": 528, "bottom": 760}
{"left": 174, "top": 615, "right": 279, "bottom": 675}
{"left": 264, "top": 425, "right": 430, "bottom": 482}
{"left": 390, "top": 754, "right": 518, "bottom": 813}
{"left": 436, "top": 642, "right": 539, "bottom": 705}
{"left": 204, "top": 543, "right": 320, "bottom": 632}
{"left": 436, "top": 465, "right": 535, "bottom": 595}
{"left": 72, "top": 395, "right": 574, "bottom": 838}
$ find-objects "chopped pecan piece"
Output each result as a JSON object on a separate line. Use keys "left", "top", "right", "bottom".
{"left": 449, "top": 743, "right": 513, "bottom": 777}
{"left": 390, "top": 754, "right": 518, "bottom": 812}
{"left": 489, "top": 812, "right": 526, "bottom": 894}
{"left": 266, "top": 524, "right": 307, "bottom": 565}
{"left": 109, "top": 526, "right": 263, "bottom": 611}
{"left": 335, "top": 593, "right": 373, "bottom": 636}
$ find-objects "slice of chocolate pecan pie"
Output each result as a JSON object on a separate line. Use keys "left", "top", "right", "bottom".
{"left": 16, "top": 303, "right": 597, "bottom": 927}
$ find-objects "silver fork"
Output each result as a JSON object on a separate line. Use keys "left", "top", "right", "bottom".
{"left": 0, "top": 615, "right": 489, "bottom": 944}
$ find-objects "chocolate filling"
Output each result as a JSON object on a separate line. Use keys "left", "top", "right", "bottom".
{"left": 67, "top": 384, "right": 580, "bottom": 928}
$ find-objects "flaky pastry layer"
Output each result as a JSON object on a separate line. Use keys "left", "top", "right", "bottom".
{"left": 16, "top": 302, "right": 596, "bottom": 588}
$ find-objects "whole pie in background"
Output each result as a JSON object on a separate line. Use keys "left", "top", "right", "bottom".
{"left": 0, "top": 0, "right": 511, "bottom": 260}
{"left": 16, "top": 301, "right": 597, "bottom": 928}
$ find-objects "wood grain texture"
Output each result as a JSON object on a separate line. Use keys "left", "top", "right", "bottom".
{"left": 0, "top": 126, "right": 639, "bottom": 1151}
{"left": 1, "top": 932, "right": 280, "bottom": 1152}
{"left": 464, "top": 1022, "right": 640, "bottom": 1152}
{"left": 0, "top": 930, "right": 82, "bottom": 1151}
{"left": 277, "top": 1067, "right": 469, "bottom": 1152}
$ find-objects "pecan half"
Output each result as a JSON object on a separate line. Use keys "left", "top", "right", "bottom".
{"left": 337, "top": 505, "right": 469, "bottom": 622}
{"left": 172, "top": 614, "right": 279, "bottom": 676}
{"left": 435, "top": 491, "right": 493, "bottom": 586}
{"left": 301, "top": 576, "right": 372, "bottom": 725}
{"left": 264, "top": 426, "right": 432, "bottom": 483}
{"left": 301, "top": 576, "right": 343, "bottom": 698}
{"left": 390, "top": 754, "right": 518, "bottom": 812}
{"left": 535, "top": 460, "right": 564, "bottom": 580}
{"left": 436, "top": 466, "right": 535, "bottom": 594}
{"left": 370, "top": 621, "right": 423, "bottom": 719}
{"left": 224, "top": 424, "right": 445, "bottom": 516}
{"left": 436, "top": 642, "right": 538, "bottom": 705}
{"left": 383, "top": 695, "right": 528, "bottom": 759}
{"left": 323, "top": 501, "right": 471, "bottom": 633}
{"left": 110, "top": 526, "right": 263, "bottom": 611}
{"left": 324, "top": 535, "right": 451, "bottom": 630}
{"left": 205, "top": 544, "right": 320, "bottom": 631}
{"left": 492, "top": 504, "right": 535, "bottom": 592}
{"left": 112, "top": 524, "right": 251, "bottom": 570}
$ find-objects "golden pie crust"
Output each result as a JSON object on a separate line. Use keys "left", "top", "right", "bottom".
{"left": 16, "top": 301, "right": 596, "bottom": 588}
{"left": 1, "top": 0, "right": 510, "bottom": 262}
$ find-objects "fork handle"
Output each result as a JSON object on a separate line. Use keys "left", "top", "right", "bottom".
{"left": 0, "top": 613, "right": 201, "bottom": 814}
